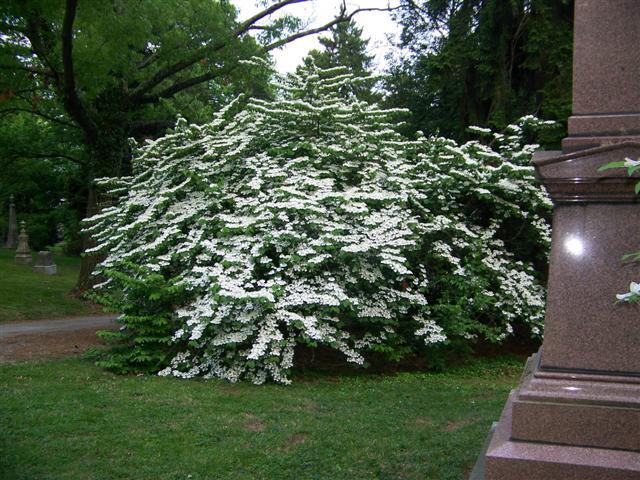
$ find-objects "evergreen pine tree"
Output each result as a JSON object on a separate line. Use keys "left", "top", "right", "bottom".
{"left": 306, "top": 19, "right": 378, "bottom": 102}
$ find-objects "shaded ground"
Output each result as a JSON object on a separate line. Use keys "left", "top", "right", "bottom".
{"left": 0, "top": 248, "right": 103, "bottom": 322}
{"left": 0, "top": 315, "right": 117, "bottom": 362}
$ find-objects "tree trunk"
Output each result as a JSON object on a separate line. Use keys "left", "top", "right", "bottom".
{"left": 73, "top": 127, "right": 132, "bottom": 294}
{"left": 73, "top": 183, "right": 100, "bottom": 294}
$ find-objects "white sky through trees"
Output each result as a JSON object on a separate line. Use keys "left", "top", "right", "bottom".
{"left": 235, "top": 0, "right": 401, "bottom": 72}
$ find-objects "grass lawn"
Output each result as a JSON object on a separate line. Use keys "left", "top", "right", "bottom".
{"left": 0, "top": 248, "right": 101, "bottom": 322}
{"left": 0, "top": 357, "right": 521, "bottom": 480}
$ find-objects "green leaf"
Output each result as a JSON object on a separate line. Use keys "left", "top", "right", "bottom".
{"left": 597, "top": 161, "right": 626, "bottom": 172}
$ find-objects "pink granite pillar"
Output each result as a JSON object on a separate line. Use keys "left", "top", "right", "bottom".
{"left": 563, "top": 0, "right": 640, "bottom": 152}
{"left": 470, "top": 1, "right": 640, "bottom": 478}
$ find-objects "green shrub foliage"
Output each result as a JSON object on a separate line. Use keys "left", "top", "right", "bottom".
{"left": 85, "top": 62, "right": 552, "bottom": 383}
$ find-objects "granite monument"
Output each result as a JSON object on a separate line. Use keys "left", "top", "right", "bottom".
{"left": 4, "top": 194, "right": 18, "bottom": 248}
{"left": 14, "top": 221, "right": 32, "bottom": 265}
{"left": 471, "top": 1, "right": 640, "bottom": 478}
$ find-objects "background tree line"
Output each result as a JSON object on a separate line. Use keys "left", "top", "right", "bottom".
{"left": 0, "top": 0, "right": 573, "bottom": 291}
{"left": 387, "top": 0, "right": 573, "bottom": 142}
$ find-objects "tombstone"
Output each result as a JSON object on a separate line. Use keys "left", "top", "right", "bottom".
{"left": 56, "top": 223, "right": 65, "bottom": 242}
{"left": 14, "top": 221, "right": 32, "bottom": 265}
{"left": 470, "top": 1, "right": 640, "bottom": 478}
{"left": 4, "top": 195, "right": 18, "bottom": 248}
{"left": 32, "top": 251, "right": 57, "bottom": 275}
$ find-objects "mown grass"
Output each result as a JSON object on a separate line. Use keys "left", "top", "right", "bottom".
{"left": 0, "top": 357, "right": 521, "bottom": 480}
{"left": 0, "top": 248, "right": 100, "bottom": 322}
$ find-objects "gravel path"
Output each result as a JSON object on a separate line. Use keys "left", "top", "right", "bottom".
{"left": 0, "top": 315, "right": 118, "bottom": 362}
{"left": 0, "top": 315, "right": 117, "bottom": 338}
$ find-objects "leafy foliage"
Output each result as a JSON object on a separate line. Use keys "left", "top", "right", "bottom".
{"left": 386, "top": 0, "right": 573, "bottom": 143}
{"left": 0, "top": 114, "right": 84, "bottom": 251}
{"left": 85, "top": 63, "right": 551, "bottom": 383}
{"left": 1, "top": 0, "right": 395, "bottom": 290}
{"left": 90, "top": 263, "right": 182, "bottom": 373}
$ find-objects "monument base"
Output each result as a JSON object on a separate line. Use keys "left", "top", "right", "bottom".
{"left": 33, "top": 264, "right": 57, "bottom": 275}
{"left": 484, "top": 392, "right": 640, "bottom": 479}
{"left": 470, "top": 354, "right": 640, "bottom": 479}
{"left": 14, "top": 254, "right": 32, "bottom": 265}
{"left": 469, "top": 423, "right": 496, "bottom": 480}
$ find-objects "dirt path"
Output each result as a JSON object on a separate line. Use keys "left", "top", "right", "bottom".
{"left": 0, "top": 315, "right": 118, "bottom": 362}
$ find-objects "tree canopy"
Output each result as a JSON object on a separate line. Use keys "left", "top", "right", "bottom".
{"left": 386, "top": 0, "right": 573, "bottom": 142}
{"left": 0, "top": 0, "right": 392, "bottom": 288}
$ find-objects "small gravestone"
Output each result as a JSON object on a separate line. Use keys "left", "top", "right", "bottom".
{"left": 56, "top": 223, "right": 65, "bottom": 242}
{"left": 14, "top": 221, "right": 32, "bottom": 265}
{"left": 33, "top": 251, "right": 57, "bottom": 275}
{"left": 4, "top": 195, "right": 18, "bottom": 248}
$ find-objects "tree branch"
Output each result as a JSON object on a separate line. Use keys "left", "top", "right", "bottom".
{"left": 135, "top": 3, "right": 400, "bottom": 105}
{"left": 401, "top": 0, "right": 432, "bottom": 27}
{"left": 129, "top": 55, "right": 204, "bottom": 101}
{"left": 4, "top": 150, "right": 83, "bottom": 165}
{"left": 130, "top": 119, "right": 175, "bottom": 137}
{"left": 24, "top": 16, "right": 61, "bottom": 80}
{"left": 264, "top": 6, "right": 401, "bottom": 51}
{"left": 136, "top": 48, "right": 162, "bottom": 70}
{"left": 234, "top": 0, "right": 308, "bottom": 36}
{"left": 128, "top": 0, "right": 312, "bottom": 101}
{"left": 0, "top": 107, "right": 77, "bottom": 128}
{"left": 0, "top": 63, "right": 55, "bottom": 78}
{"left": 61, "top": 0, "right": 99, "bottom": 143}
{"left": 138, "top": 67, "right": 232, "bottom": 104}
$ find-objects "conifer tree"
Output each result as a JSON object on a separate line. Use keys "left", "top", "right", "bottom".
{"left": 306, "top": 19, "right": 378, "bottom": 102}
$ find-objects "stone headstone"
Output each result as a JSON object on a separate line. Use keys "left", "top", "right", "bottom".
{"left": 4, "top": 195, "right": 18, "bottom": 248}
{"left": 471, "top": 1, "right": 640, "bottom": 478}
{"left": 56, "top": 223, "right": 65, "bottom": 242}
{"left": 14, "top": 221, "right": 32, "bottom": 265}
{"left": 33, "top": 251, "right": 57, "bottom": 275}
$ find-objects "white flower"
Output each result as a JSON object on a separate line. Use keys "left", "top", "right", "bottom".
{"left": 616, "top": 282, "right": 640, "bottom": 301}
{"left": 84, "top": 62, "right": 550, "bottom": 384}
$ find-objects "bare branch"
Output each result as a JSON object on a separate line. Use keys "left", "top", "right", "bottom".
{"left": 235, "top": 0, "right": 309, "bottom": 37}
{"left": 265, "top": 6, "right": 401, "bottom": 51}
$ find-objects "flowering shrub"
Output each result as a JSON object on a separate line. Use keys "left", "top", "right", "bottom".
{"left": 85, "top": 62, "right": 551, "bottom": 383}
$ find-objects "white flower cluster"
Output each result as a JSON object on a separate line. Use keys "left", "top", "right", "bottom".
{"left": 85, "top": 62, "right": 551, "bottom": 383}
